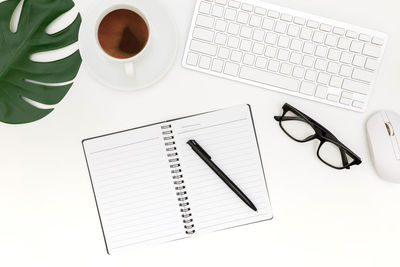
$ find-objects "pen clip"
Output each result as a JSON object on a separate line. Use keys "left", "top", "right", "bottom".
{"left": 187, "top": 140, "right": 212, "bottom": 160}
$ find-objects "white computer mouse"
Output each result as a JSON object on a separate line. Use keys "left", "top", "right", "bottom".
{"left": 367, "top": 110, "right": 400, "bottom": 183}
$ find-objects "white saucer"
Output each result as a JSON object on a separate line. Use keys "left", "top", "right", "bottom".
{"left": 79, "top": 0, "right": 178, "bottom": 91}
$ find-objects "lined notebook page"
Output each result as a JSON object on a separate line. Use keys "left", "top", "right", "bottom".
{"left": 173, "top": 105, "right": 273, "bottom": 233}
{"left": 83, "top": 125, "right": 184, "bottom": 254}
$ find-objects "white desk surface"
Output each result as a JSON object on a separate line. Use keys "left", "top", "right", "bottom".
{"left": 1, "top": 0, "right": 399, "bottom": 266}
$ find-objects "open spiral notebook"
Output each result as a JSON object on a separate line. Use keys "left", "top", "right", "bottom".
{"left": 82, "top": 105, "right": 273, "bottom": 254}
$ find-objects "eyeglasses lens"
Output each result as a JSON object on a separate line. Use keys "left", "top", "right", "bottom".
{"left": 281, "top": 111, "right": 315, "bottom": 142}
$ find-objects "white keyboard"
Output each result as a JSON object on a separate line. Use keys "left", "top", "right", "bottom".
{"left": 182, "top": 0, "right": 387, "bottom": 112}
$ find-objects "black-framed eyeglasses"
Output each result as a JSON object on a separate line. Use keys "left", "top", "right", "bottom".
{"left": 274, "top": 103, "right": 362, "bottom": 170}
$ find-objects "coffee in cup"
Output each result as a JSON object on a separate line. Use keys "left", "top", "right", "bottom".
{"left": 97, "top": 8, "right": 149, "bottom": 59}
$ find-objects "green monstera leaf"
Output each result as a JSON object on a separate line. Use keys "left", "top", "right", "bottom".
{"left": 0, "top": 0, "right": 81, "bottom": 124}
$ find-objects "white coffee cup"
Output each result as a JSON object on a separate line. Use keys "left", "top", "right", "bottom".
{"left": 95, "top": 4, "right": 151, "bottom": 77}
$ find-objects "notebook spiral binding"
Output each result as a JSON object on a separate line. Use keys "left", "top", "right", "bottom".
{"left": 161, "top": 124, "right": 195, "bottom": 235}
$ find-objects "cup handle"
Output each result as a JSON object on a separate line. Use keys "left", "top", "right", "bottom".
{"left": 124, "top": 62, "right": 135, "bottom": 77}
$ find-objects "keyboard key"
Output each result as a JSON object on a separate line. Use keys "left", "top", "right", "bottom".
{"left": 193, "top": 27, "right": 214, "bottom": 42}
{"left": 345, "top": 30, "right": 358, "bottom": 39}
{"left": 337, "top": 37, "right": 350, "bottom": 50}
{"left": 254, "top": 7, "right": 267, "bottom": 15}
{"left": 262, "top": 18, "right": 275, "bottom": 30}
{"left": 332, "top": 27, "right": 345, "bottom": 35}
{"left": 278, "top": 36, "right": 290, "bottom": 48}
{"left": 215, "top": 32, "right": 227, "bottom": 45}
{"left": 215, "top": 0, "right": 227, "bottom": 4}
{"left": 211, "top": 58, "right": 224, "bottom": 72}
{"left": 339, "top": 52, "right": 353, "bottom": 64}
{"left": 274, "top": 21, "right": 287, "bottom": 34}
{"left": 327, "top": 49, "right": 340, "bottom": 61}
{"left": 352, "top": 68, "right": 373, "bottom": 83}
{"left": 267, "top": 60, "right": 280, "bottom": 71}
{"left": 292, "top": 66, "right": 305, "bottom": 78}
{"left": 320, "top": 23, "right": 332, "bottom": 32}
{"left": 241, "top": 3, "right": 253, "bottom": 11}
{"left": 227, "top": 22, "right": 240, "bottom": 35}
{"left": 240, "top": 66, "right": 300, "bottom": 91}
{"left": 186, "top": 52, "right": 199, "bottom": 66}
{"left": 280, "top": 63, "right": 292, "bottom": 75}
{"left": 199, "top": 2, "right": 212, "bottom": 14}
{"left": 287, "top": 24, "right": 300, "bottom": 37}
{"left": 240, "top": 39, "right": 252, "bottom": 51}
{"left": 340, "top": 97, "right": 352, "bottom": 105}
{"left": 190, "top": 39, "right": 218, "bottom": 56}
{"left": 225, "top": 8, "right": 237, "bottom": 20}
{"left": 341, "top": 91, "right": 353, "bottom": 99}
{"left": 304, "top": 69, "right": 317, "bottom": 81}
{"left": 339, "top": 65, "right": 352, "bottom": 77}
{"left": 240, "top": 26, "right": 252, "bottom": 38}
{"left": 224, "top": 62, "right": 240, "bottom": 76}
{"left": 265, "top": 32, "right": 278, "bottom": 44}
{"left": 227, "top": 36, "right": 239, "bottom": 48}
{"left": 342, "top": 79, "right": 369, "bottom": 94}
{"left": 300, "top": 27, "right": 312, "bottom": 40}
{"left": 243, "top": 53, "right": 255, "bottom": 65}
{"left": 218, "top": 47, "right": 230, "bottom": 59}
{"left": 362, "top": 44, "right": 381, "bottom": 58}
{"left": 350, "top": 40, "right": 363, "bottom": 53}
{"left": 307, "top": 20, "right": 319, "bottom": 29}
{"left": 252, "top": 42, "right": 265, "bottom": 55}
{"left": 327, "top": 62, "right": 340, "bottom": 74}
{"left": 290, "top": 39, "right": 303, "bottom": 51}
{"left": 255, "top": 57, "right": 268, "bottom": 68}
{"left": 211, "top": 5, "right": 224, "bottom": 17}
{"left": 230, "top": 50, "right": 242, "bottom": 62}
{"left": 281, "top": 13, "right": 293, "bottom": 22}
{"left": 327, "top": 94, "right": 339, "bottom": 102}
{"left": 317, "top": 72, "right": 330, "bottom": 84}
{"left": 289, "top": 52, "right": 303, "bottom": 64}
{"left": 315, "top": 85, "right": 328, "bottom": 98}
{"left": 303, "top": 42, "right": 315, "bottom": 54}
{"left": 372, "top": 37, "right": 384, "bottom": 46}
{"left": 365, "top": 58, "right": 378, "bottom": 71}
{"left": 277, "top": 49, "right": 290, "bottom": 61}
{"left": 315, "top": 45, "right": 328, "bottom": 57}
{"left": 228, "top": 0, "right": 240, "bottom": 8}
{"left": 267, "top": 10, "right": 280, "bottom": 19}
{"left": 199, "top": 56, "right": 212, "bottom": 69}
{"left": 315, "top": 58, "right": 328, "bottom": 71}
{"left": 252, "top": 29, "right": 265, "bottom": 41}
{"left": 302, "top": 55, "right": 314, "bottom": 67}
{"left": 352, "top": 100, "right": 364, "bottom": 109}
{"left": 312, "top": 31, "right": 325, "bottom": 43}
{"left": 352, "top": 55, "right": 366, "bottom": 67}
{"left": 300, "top": 81, "right": 316, "bottom": 95}
{"left": 329, "top": 76, "right": 342, "bottom": 87}
{"left": 325, "top": 34, "right": 338, "bottom": 47}
{"left": 359, "top": 34, "right": 371, "bottom": 42}
{"left": 215, "top": 19, "right": 227, "bottom": 31}
{"left": 196, "top": 14, "right": 214, "bottom": 28}
{"left": 289, "top": 52, "right": 302, "bottom": 64}
{"left": 237, "top": 11, "right": 249, "bottom": 23}
{"left": 293, "top": 17, "right": 306, "bottom": 25}
{"left": 265, "top": 46, "right": 277, "bottom": 58}
{"left": 249, "top": 15, "right": 262, "bottom": 27}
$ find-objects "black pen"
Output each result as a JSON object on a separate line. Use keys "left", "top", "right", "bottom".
{"left": 187, "top": 139, "right": 257, "bottom": 212}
